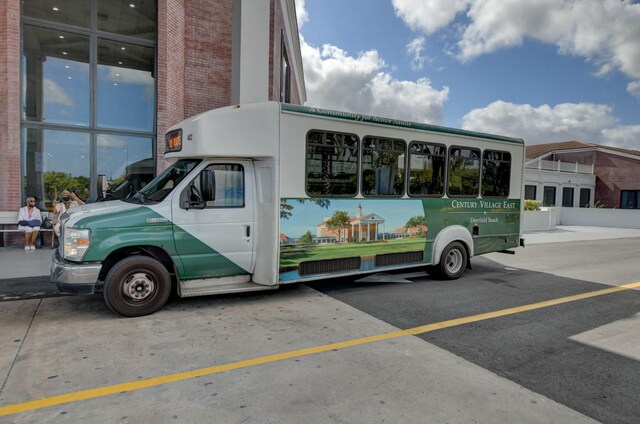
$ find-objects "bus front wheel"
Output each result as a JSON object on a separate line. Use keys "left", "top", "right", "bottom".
{"left": 431, "top": 241, "right": 467, "bottom": 280}
{"left": 103, "top": 256, "right": 171, "bottom": 317}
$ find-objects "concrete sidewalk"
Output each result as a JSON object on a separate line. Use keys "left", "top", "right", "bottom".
{"left": 523, "top": 225, "right": 640, "bottom": 245}
{"left": 2, "top": 227, "right": 635, "bottom": 422}
{"left": 0, "top": 245, "right": 53, "bottom": 280}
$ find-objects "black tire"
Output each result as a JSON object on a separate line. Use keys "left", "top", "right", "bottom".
{"left": 424, "top": 264, "right": 441, "bottom": 278}
{"left": 435, "top": 241, "right": 468, "bottom": 280}
{"left": 103, "top": 256, "right": 171, "bottom": 317}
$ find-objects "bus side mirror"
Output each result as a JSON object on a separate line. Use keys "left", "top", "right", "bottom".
{"left": 200, "top": 170, "right": 215, "bottom": 202}
{"left": 97, "top": 174, "right": 107, "bottom": 200}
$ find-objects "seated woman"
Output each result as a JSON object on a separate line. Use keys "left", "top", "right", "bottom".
{"left": 17, "top": 196, "right": 43, "bottom": 251}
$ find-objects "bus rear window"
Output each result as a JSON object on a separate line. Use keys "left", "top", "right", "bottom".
{"left": 482, "top": 150, "right": 511, "bottom": 197}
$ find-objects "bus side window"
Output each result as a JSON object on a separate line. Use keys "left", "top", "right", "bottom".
{"left": 482, "top": 150, "right": 511, "bottom": 198}
{"left": 306, "top": 130, "right": 359, "bottom": 197}
{"left": 361, "top": 136, "right": 406, "bottom": 197}
{"left": 448, "top": 146, "right": 480, "bottom": 197}
{"left": 408, "top": 141, "right": 446, "bottom": 197}
{"left": 181, "top": 164, "right": 245, "bottom": 209}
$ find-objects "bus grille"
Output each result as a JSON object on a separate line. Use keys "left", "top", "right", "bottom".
{"left": 375, "top": 251, "right": 424, "bottom": 267}
{"left": 298, "top": 257, "right": 361, "bottom": 276}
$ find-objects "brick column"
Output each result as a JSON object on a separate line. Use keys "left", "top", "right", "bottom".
{"left": 156, "top": 0, "right": 186, "bottom": 173}
{"left": 0, "top": 2, "right": 21, "bottom": 212}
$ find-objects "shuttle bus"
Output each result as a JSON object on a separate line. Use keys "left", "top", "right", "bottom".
{"left": 51, "top": 102, "right": 525, "bottom": 316}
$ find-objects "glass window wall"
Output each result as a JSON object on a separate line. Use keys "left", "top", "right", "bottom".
{"left": 21, "top": 1, "right": 157, "bottom": 206}
{"left": 97, "top": 39, "right": 155, "bottom": 131}
{"left": 97, "top": 134, "right": 154, "bottom": 200}
{"left": 22, "top": 128, "right": 90, "bottom": 210}
{"left": 22, "top": 25, "right": 90, "bottom": 126}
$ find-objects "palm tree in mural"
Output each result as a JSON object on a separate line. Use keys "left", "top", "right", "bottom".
{"left": 405, "top": 215, "right": 426, "bottom": 236}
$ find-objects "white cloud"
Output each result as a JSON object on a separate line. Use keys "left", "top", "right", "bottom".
{"left": 392, "top": 0, "right": 640, "bottom": 81}
{"left": 295, "top": 0, "right": 308, "bottom": 28}
{"left": 461, "top": 100, "right": 640, "bottom": 150}
{"left": 392, "top": 0, "right": 471, "bottom": 33}
{"left": 406, "top": 36, "right": 426, "bottom": 71}
{"left": 301, "top": 38, "right": 448, "bottom": 124}
{"left": 628, "top": 81, "right": 640, "bottom": 99}
{"left": 602, "top": 125, "right": 640, "bottom": 150}
{"left": 44, "top": 78, "right": 73, "bottom": 106}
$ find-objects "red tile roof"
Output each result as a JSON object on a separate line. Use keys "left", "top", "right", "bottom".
{"left": 526, "top": 141, "right": 640, "bottom": 159}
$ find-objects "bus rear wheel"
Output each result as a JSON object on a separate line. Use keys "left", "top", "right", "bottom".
{"left": 430, "top": 241, "right": 467, "bottom": 280}
{"left": 103, "top": 256, "right": 171, "bottom": 317}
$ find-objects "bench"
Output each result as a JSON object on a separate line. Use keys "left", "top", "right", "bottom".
{"left": 0, "top": 211, "right": 52, "bottom": 247}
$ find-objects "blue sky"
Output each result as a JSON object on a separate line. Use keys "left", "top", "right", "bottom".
{"left": 296, "top": 0, "right": 640, "bottom": 150}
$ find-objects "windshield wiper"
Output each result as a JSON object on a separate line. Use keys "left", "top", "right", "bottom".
{"left": 129, "top": 192, "right": 146, "bottom": 204}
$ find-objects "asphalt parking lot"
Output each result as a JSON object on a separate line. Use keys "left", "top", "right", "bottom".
{"left": 0, "top": 226, "right": 639, "bottom": 423}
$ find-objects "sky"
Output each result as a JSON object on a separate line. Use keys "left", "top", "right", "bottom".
{"left": 295, "top": 0, "right": 640, "bottom": 150}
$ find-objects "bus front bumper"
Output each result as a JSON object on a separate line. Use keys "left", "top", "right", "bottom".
{"left": 50, "top": 250, "right": 102, "bottom": 295}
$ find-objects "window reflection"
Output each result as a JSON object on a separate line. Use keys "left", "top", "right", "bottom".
{"left": 409, "top": 142, "right": 446, "bottom": 197}
{"left": 22, "top": 128, "right": 90, "bottom": 211}
{"left": 21, "top": 1, "right": 157, "bottom": 202}
{"left": 361, "top": 136, "right": 406, "bottom": 197}
{"left": 98, "top": 0, "right": 157, "bottom": 40}
{"left": 97, "top": 39, "right": 155, "bottom": 131}
{"left": 23, "top": 0, "right": 91, "bottom": 28}
{"left": 97, "top": 134, "right": 154, "bottom": 200}
{"left": 22, "top": 25, "right": 90, "bottom": 126}
{"left": 448, "top": 147, "right": 480, "bottom": 197}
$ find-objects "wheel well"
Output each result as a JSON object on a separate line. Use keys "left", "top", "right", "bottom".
{"left": 98, "top": 246, "right": 176, "bottom": 282}
{"left": 431, "top": 225, "right": 474, "bottom": 266}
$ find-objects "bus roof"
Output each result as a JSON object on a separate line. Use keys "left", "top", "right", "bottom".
{"left": 281, "top": 103, "right": 524, "bottom": 145}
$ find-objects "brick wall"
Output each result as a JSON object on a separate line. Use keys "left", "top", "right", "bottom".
{"left": 594, "top": 152, "right": 640, "bottom": 208}
{"left": 0, "top": 2, "right": 21, "bottom": 213}
{"left": 157, "top": 0, "right": 186, "bottom": 173}
{"left": 156, "top": 0, "right": 234, "bottom": 173}
{"left": 184, "top": 0, "right": 233, "bottom": 117}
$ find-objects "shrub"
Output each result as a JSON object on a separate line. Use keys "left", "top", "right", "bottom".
{"left": 524, "top": 199, "right": 542, "bottom": 211}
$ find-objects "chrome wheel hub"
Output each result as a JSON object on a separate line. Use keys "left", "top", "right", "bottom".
{"left": 123, "top": 272, "right": 155, "bottom": 301}
{"left": 445, "top": 249, "right": 463, "bottom": 274}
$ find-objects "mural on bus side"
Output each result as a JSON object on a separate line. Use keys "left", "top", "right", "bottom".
{"left": 278, "top": 198, "right": 520, "bottom": 281}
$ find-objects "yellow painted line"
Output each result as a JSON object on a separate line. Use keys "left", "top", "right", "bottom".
{"left": 1, "top": 281, "right": 639, "bottom": 417}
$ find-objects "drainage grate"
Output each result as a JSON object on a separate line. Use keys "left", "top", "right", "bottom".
{"left": 298, "top": 257, "right": 361, "bottom": 276}
{"left": 375, "top": 251, "right": 424, "bottom": 267}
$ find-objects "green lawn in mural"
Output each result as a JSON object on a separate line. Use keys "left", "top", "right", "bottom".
{"left": 280, "top": 236, "right": 427, "bottom": 268}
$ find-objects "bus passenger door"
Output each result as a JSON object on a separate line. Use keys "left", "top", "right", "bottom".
{"left": 172, "top": 161, "right": 255, "bottom": 280}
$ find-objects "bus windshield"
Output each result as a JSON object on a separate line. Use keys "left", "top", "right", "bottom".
{"left": 126, "top": 159, "right": 201, "bottom": 204}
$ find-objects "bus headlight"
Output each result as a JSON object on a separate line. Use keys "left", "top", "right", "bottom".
{"left": 64, "top": 228, "right": 91, "bottom": 261}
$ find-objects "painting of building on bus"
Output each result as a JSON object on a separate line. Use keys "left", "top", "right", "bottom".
{"left": 279, "top": 198, "right": 430, "bottom": 276}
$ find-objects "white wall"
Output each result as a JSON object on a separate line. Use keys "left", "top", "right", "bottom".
{"left": 524, "top": 168, "right": 595, "bottom": 207}
{"left": 523, "top": 209, "right": 559, "bottom": 231}
{"left": 523, "top": 207, "right": 640, "bottom": 231}
{"left": 559, "top": 208, "right": 640, "bottom": 229}
{"left": 231, "top": 0, "right": 270, "bottom": 104}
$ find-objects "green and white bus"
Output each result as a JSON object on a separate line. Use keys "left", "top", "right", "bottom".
{"left": 51, "top": 102, "right": 525, "bottom": 316}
